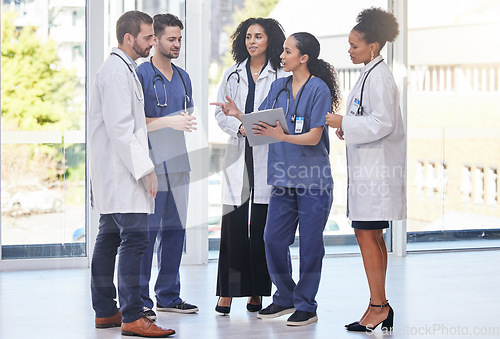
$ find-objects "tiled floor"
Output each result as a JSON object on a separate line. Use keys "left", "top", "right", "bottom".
{"left": 1, "top": 250, "right": 499, "bottom": 338}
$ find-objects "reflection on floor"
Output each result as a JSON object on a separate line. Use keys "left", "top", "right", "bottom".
{"left": 0, "top": 250, "right": 499, "bottom": 338}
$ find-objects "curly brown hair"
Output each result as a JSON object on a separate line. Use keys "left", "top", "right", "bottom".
{"left": 231, "top": 17, "right": 285, "bottom": 71}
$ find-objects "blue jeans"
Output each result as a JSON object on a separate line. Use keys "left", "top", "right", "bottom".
{"left": 140, "top": 173, "right": 188, "bottom": 308}
{"left": 91, "top": 213, "right": 149, "bottom": 323}
{"left": 264, "top": 187, "right": 333, "bottom": 313}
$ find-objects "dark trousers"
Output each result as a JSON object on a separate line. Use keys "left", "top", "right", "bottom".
{"left": 91, "top": 213, "right": 149, "bottom": 323}
{"left": 216, "top": 199, "right": 271, "bottom": 297}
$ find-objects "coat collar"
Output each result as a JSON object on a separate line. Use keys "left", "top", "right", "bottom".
{"left": 361, "top": 55, "right": 383, "bottom": 75}
{"left": 235, "top": 58, "right": 277, "bottom": 82}
{"left": 112, "top": 47, "right": 138, "bottom": 71}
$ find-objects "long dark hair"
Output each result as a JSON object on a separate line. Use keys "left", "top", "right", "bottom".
{"left": 353, "top": 7, "right": 399, "bottom": 50}
{"left": 290, "top": 32, "right": 341, "bottom": 112}
{"left": 231, "top": 17, "right": 285, "bottom": 71}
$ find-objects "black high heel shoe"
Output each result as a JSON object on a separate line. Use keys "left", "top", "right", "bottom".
{"left": 215, "top": 297, "right": 232, "bottom": 315}
{"left": 345, "top": 298, "right": 373, "bottom": 328}
{"left": 246, "top": 296, "right": 262, "bottom": 312}
{"left": 346, "top": 302, "right": 394, "bottom": 332}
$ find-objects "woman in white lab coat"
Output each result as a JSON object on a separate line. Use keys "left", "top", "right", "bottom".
{"left": 212, "top": 17, "right": 287, "bottom": 314}
{"left": 326, "top": 8, "right": 406, "bottom": 332}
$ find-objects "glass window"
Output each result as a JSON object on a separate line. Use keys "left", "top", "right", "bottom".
{"left": 406, "top": 0, "right": 500, "bottom": 250}
{"left": 486, "top": 168, "right": 498, "bottom": 205}
{"left": 1, "top": 0, "right": 86, "bottom": 259}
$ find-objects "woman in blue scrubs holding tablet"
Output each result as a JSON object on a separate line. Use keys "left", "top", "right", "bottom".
{"left": 216, "top": 32, "right": 341, "bottom": 326}
{"left": 256, "top": 31, "right": 341, "bottom": 327}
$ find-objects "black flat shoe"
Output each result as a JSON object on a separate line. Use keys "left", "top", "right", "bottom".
{"left": 346, "top": 302, "right": 394, "bottom": 332}
{"left": 215, "top": 297, "right": 232, "bottom": 315}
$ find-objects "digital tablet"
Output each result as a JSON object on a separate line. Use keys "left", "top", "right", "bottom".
{"left": 240, "top": 108, "right": 289, "bottom": 147}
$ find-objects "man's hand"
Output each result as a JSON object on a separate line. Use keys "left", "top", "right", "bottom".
{"left": 143, "top": 171, "right": 158, "bottom": 198}
{"left": 169, "top": 112, "right": 197, "bottom": 132}
{"left": 146, "top": 113, "right": 197, "bottom": 132}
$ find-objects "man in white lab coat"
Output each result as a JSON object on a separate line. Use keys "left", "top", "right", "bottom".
{"left": 89, "top": 10, "right": 174, "bottom": 338}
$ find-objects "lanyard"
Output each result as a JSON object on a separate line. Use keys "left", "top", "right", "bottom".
{"left": 272, "top": 74, "right": 312, "bottom": 123}
{"left": 291, "top": 74, "right": 313, "bottom": 123}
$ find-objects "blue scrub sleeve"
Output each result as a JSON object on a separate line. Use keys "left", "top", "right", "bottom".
{"left": 258, "top": 80, "right": 277, "bottom": 111}
{"left": 309, "top": 86, "right": 332, "bottom": 129}
{"left": 137, "top": 69, "right": 145, "bottom": 87}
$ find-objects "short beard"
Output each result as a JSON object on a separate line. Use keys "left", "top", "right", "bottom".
{"left": 133, "top": 41, "right": 150, "bottom": 58}
{"left": 159, "top": 49, "right": 177, "bottom": 60}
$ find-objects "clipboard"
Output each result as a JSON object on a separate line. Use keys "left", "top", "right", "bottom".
{"left": 240, "top": 108, "right": 289, "bottom": 147}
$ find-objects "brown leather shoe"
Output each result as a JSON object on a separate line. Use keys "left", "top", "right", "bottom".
{"left": 121, "top": 316, "right": 175, "bottom": 337}
{"left": 95, "top": 310, "right": 121, "bottom": 328}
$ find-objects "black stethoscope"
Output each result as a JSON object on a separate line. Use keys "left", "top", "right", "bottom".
{"left": 223, "top": 63, "right": 278, "bottom": 102}
{"left": 223, "top": 69, "right": 240, "bottom": 101}
{"left": 150, "top": 57, "right": 190, "bottom": 111}
{"left": 272, "top": 74, "right": 312, "bottom": 123}
{"left": 111, "top": 52, "right": 133, "bottom": 73}
{"left": 111, "top": 52, "right": 143, "bottom": 100}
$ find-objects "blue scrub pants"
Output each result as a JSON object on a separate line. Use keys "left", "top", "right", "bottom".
{"left": 91, "top": 213, "right": 149, "bottom": 323}
{"left": 264, "top": 186, "right": 333, "bottom": 313}
{"left": 140, "top": 172, "right": 189, "bottom": 308}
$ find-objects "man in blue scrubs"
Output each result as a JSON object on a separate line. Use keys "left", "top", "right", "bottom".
{"left": 137, "top": 13, "right": 198, "bottom": 319}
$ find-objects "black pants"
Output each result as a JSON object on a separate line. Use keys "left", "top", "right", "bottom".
{"left": 216, "top": 199, "right": 271, "bottom": 297}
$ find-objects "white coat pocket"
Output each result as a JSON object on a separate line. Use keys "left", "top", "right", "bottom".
{"left": 352, "top": 147, "right": 385, "bottom": 181}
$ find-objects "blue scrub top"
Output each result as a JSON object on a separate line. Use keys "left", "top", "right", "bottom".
{"left": 137, "top": 61, "right": 194, "bottom": 174}
{"left": 259, "top": 76, "right": 333, "bottom": 189}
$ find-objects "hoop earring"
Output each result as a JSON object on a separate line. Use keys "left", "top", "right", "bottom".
{"left": 370, "top": 51, "right": 374, "bottom": 61}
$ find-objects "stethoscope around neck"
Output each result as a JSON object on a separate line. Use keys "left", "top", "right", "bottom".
{"left": 222, "top": 62, "right": 277, "bottom": 103}
{"left": 272, "top": 74, "right": 312, "bottom": 123}
{"left": 150, "top": 56, "right": 190, "bottom": 111}
{"left": 223, "top": 69, "right": 241, "bottom": 102}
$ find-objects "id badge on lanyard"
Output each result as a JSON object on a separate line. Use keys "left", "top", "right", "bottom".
{"left": 295, "top": 116, "right": 304, "bottom": 134}
{"left": 349, "top": 98, "right": 361, "bottom": 116}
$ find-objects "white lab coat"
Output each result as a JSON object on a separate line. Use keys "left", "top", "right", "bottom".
{"left": 89, "top": 47, "right": 155, "bottom": 214}
{"left": 215, "top": 59, "right": 288, "bottom": 205}
{"left": 342, "top": 56, "right": 407, "bottom": 221}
